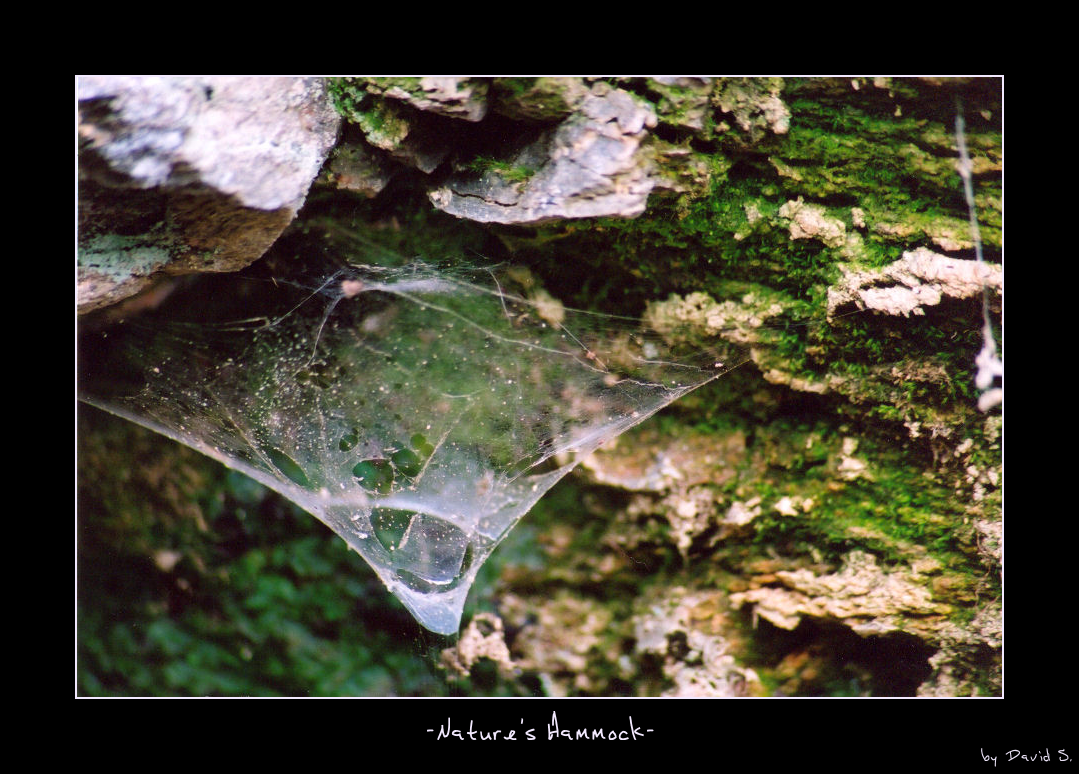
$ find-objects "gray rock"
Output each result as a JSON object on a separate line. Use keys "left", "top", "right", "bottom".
{"left": 363, "top": 77, "right": 489, "bottom": 122}
{"left": 712, "top": 78, "right": 790, "bottom": 140}
{"left": 648, "top": 77, "right": 713, "bottom": 132}
{"left": 428, "top": 84, "right": 659, "bottom": 225}
{"left": 77, "top": 76, "right": 340, "bottom": 314}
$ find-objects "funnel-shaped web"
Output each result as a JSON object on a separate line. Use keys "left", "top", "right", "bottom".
{"left": 80, "top": 256, "right": 738, "bottom": 634}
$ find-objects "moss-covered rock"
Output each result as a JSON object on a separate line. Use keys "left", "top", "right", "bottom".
{"left": 79, "top": 76, "right": 1002, "bottom": 696}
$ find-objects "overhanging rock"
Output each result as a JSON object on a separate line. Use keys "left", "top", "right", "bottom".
{"left": 77, "top": 76, "right": 340, "bottom": 314}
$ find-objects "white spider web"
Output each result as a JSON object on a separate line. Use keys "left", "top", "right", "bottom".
{"left": 79, "top": 252, "right": 739, "bottom": 634}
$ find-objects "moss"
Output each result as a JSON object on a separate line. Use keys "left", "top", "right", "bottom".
{"left": 491, "top": 78, "right": 585, "bottom": 122}
{"left": 779, "top": 79, "right": 1001, "bottom": 253}
{"left": 638, "top": 77, "right": 716, "bottom": 136}
{"left": 362, "top": 76, "right": 424, "bottom": 95}
{"left": 413, "top": 78, "right": 1002, "bottom": 694}
{"left": 326, "top": 77, "right": 369, "bottom": 123}
{"left": 327, "top": 79, "right": 416, "bottom": 153}
{"left": 466, "top": 155, "right": 537, "bottom": 183}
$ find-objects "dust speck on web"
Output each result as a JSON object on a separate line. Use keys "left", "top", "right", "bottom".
{"left": 78, "top": 247, "right": 742, "bottom": 634}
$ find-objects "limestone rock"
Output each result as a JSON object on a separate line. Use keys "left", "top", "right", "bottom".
{"left": 439, "top": 613, "right": 517, "bottom": 679}
{"left": 428, "top": 84, "right": 658, "bottom": 224}
{"left": 500, "top": 593, "right": 617, "bottom": 696}
{"left": 77, "top": 76, "right": 340, "bottom": 314}
{"left": 779, "top": 196, "right": 848, "bottom": 248}
{"left": 827, "top": 247, "right": 1003, "bottom": 319}
{"left": 363, "top": 77, "right": 489, "bottom": 123}
{"left": 729, "top": 550, "right": 952, "bottom": 637}
{"left": 320, "top": 140, "right": 393, "bottom": 197}
{"left": 712, "top": 77, "right": 790, "bottom": 139}
{"left": 633, "top": 588, "right": 761, "bottom": 697}
{"left": 648, "top": 77, "right": 714, "bottom": 132}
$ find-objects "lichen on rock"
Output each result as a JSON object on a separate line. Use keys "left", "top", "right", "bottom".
{"left": 712, "top": 77, "right": 791, "bottom": 140}
{"left": 499, "top": 593, "right": 620, "bottom": 696}
{"left": 644, "top": 289, "right": 787, "bottom": 348}
{"left": 440, "top": 613, "right": 518, "bottom": 679}
{"left": 779, "top": 196, "right": 848, "bottom": 248}
{"left": 491, "top": 77, "right": 589, "bottom": 122}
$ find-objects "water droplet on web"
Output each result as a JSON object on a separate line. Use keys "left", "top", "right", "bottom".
{"left": 371, "top": 507, "right": 413, "bottom": 551}
{"left": 339, "top": 429, "right": 360, "bottom": 452}
{"left": 264, "top": 447, "right": 310, "bottom": 488}
{"left": 353, "top": 459, "right": 394, "bottom": 494}
{"left": 391, "top": 448, "right": 423, "bottom": 477}
{"left": 410, "top": 433, "right": 435, "bottom": 457}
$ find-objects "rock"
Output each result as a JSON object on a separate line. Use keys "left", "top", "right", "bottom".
{"left": 644, "top": 289, "right": 786, "bottom": 347}
{"left": 491, "top": 77, "right": 589, "bottom": 122}
{"left": 77, "top": 76, "right": 340, "bottom": 314}
{"left": 649, "top": 139, "right": 716, "bottom": 199}
{"left": 428, "top": 84, "right": 658, "bottom": 224}
{"left": 362, "top": 77, "right": 489, "bottom": 123}
{"left": 729, "top": 550, "right": 952, "bottom": 637}
{"left": 320, "top": 139, "right": 393, "bottom": 197}
{"left": 343, "top": 97, "right": 449, "bottom": 173}
{"left": 633, "top": 587, "right": 761, "bottom": 697}
{"left": 499, "top": 592, "right": 617, "bottom": 696}
{"left": 648, "top": 77, "right": 714, "bottom": 133}
{"left": 827, "top": 247, "right": 1003, "bottom": 318}
{"left": 439, "top": 613, "right": 517, "bottom": 679}
{"left": 79, "top": 77, "right": 1003, "bottom": 697}
{"left": 779, "top": 196, "right": 848, "bottom": 248}
{"left": 712, "top": 77, "right": 790, "bottom": 140}
{"left": 917, "top": 602, "right": 1002, "bottom": 696}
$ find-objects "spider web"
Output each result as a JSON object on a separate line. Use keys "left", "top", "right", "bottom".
{"left": 79, "top": 253, "right": 740, "bottom": 634}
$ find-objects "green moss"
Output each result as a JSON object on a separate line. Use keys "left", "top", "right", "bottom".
{"left": 466, "top": 155, "right": 537, "bottom": 183}
{"left": 327, "top": 79, "right": 414, "bottom": 151}
{"left": 362, "top": 76, "right": 423, "bottom": 95}
{"left": 495, "top": 77, "right": 536, "bottom": 97}
{"left": 326, "top": 77, "right": 369, "bottom": 123}
{"left": 491, "top": 78, "right": 584, "bottom": 122}
{"left": 780, "top": 80, "right": 1001, "bottom": 253}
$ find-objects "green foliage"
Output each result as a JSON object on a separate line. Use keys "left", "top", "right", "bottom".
{"left": 325, "top": 78, "right": 369, "bottom": 124}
